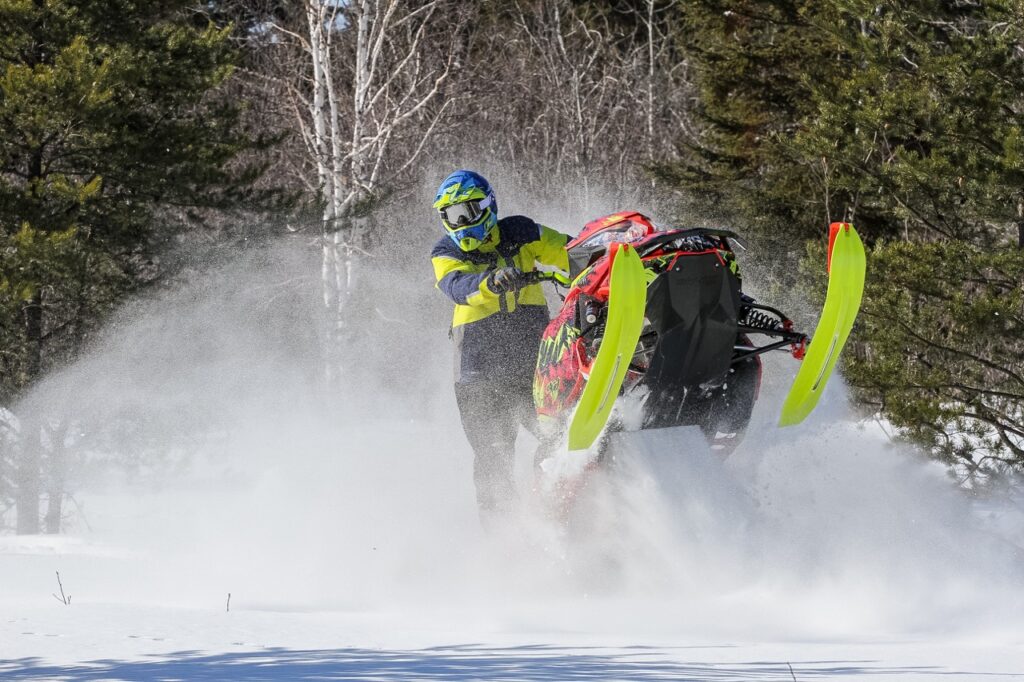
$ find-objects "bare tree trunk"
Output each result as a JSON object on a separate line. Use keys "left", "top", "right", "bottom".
{"left": 43, "top": 485, "right": 63, "bottom": 534}
{"left": 307, "top": 0, "right": 345, "bottom": 385}
{"left": 15, "top": 294, "right": 43, "bottom": 535}
{"left": 324, "top": 2, "right": 352, "bottom": 386}
{"left": 325, "top": 3, "right": 353, "bottom": 386}
{"left": 646, "top": 0, "right": 656, "bottom": 164}
{"left": 44, "top": 421, "right": 68, "bottom": 534}
{"left": 1017, "top": 196, "right": 1023, "bottom": 249}
{"left": 0, "top": 418, "right": 8, "bottom": 517}
{"left": 14, "top": 419, "right": 41, "bottom": 535}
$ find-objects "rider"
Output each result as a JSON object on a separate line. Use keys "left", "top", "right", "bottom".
{"left": 430, "top": 170, "right": 570, "bottom": 524}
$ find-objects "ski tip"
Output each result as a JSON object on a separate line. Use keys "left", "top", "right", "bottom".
{"left": 826, "top": 222, "right": 853, "bottom": 273}
{"left": 826, "top": 222, "right": 865, "bottom": 273}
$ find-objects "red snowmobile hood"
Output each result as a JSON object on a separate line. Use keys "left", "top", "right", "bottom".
{"left": 567, "top": 211, "right": 657, "bottom": 277}
{"left": 568, "top": 211, "right": 657, "bottom": 249}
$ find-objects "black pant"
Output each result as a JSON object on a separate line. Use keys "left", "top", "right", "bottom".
{"left": 454, "top": 380, "right": 540, "bottom": 516}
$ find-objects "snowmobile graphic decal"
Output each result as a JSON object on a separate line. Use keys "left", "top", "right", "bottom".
{"left": 534, "top": 304, "right": 586, "bottom": 418}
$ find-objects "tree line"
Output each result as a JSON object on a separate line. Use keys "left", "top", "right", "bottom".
{"left": 1, "top": 0, "right": 1021, "bottom": 532}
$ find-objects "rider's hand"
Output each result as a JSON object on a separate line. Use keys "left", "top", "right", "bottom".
{"left": 488, "top": 266, "right": 529, "bottom": 293}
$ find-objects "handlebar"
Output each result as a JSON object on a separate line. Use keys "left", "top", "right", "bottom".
{"left": 521, "top": 269, "right": 569, "bottom": 286}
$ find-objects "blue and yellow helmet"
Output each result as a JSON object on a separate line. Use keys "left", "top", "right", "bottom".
{"left": 433, "top": 169, "right": 498, "bottom": 251}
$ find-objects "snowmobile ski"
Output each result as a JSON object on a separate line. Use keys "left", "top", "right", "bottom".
{"left": 778, "top": 222, "right": 866, "bottom": 426}
{"left": 567, "top": 242, "right": 647, "bottom": 450}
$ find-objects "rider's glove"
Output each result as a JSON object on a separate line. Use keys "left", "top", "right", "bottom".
{"left": 487, "top": 266, "right": 529, "bottom": 293}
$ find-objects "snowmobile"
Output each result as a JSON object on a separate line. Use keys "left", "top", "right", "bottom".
{"left": 531, "top": 211, "right": 866, "bottom": 457}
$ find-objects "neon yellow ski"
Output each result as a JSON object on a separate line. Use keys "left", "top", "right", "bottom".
{"left": 568, "top": 243, "right": 646, "bottom": 451}
{"left": 779, "top": 223, "right": 867, "bottom": 426}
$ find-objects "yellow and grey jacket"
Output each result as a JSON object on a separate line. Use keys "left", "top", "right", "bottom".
{"left": 431, "top": 215, "right": 569, "bottom": 384}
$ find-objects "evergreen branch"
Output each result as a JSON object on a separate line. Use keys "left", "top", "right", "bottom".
{"left": 867, "top": 310, "right": 1024, "bottom": 387}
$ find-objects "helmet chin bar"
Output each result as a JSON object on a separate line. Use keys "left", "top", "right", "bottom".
{"left": 458, "top": 235, "right": 480, "bottom": 251}
{"left": 457, "top": 229, "right": 496, "bottom": 252}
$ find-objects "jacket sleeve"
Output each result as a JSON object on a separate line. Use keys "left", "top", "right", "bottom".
{"left": 431, "top": 254, "right": 498, "bottom": 306}
{"left": 530, "top": 225, "right": 571, "bottom": 282}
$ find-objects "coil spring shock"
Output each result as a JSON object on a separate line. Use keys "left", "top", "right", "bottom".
{"left": 743, "top": 308, "right": 782, "bottom": 331}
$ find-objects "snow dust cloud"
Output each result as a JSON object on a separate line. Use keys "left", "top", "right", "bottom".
{"left": 4, "top": 179, "right": 1024, "bottom": 647}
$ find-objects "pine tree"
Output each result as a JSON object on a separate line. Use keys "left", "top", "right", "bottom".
{"left": 794, "top": 1, "right": 1024, "bottom": 484}
{"left": 659, "top": 0, "right": 844, "bottom": 240}
{"left": 0, "top": 1, "right": 278, "bottom": 532}
{"left": 790, "top": 0, "right": 1024, "bottom": 243}
{"left": 669, "top": 0, "right": 1024, "bottom": 483}
{"left": 848, "top": 241, "right": 1023, "bottom": 486}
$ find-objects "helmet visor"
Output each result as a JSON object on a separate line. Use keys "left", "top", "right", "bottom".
{"left": 440, "top": 200, "right": 484, "bottom": 230}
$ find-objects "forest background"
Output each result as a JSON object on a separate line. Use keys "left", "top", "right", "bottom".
{"left": 0, "top": 0, "right": 1021, "bottom": 533}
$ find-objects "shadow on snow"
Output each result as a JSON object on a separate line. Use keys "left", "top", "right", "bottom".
{"left": 0, "top": 644, "right": 967, "bottom": 681}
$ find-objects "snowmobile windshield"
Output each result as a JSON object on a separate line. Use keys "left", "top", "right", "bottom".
{"left": 576, "top": 220, "right": 649, "bottom": 248}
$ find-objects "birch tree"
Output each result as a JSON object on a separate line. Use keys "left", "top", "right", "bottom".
{"left": 275, "top": 0, "right": 463, "bottom": 383}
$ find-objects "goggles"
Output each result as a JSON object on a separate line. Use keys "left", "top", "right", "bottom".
{"left": 440, "top": 198, "right": 490, "bottom": 231}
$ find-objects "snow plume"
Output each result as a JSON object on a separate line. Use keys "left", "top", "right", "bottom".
{"left": 562, "top": 389, "right": 1024, "bottom": 641}
{"left": 3, "top": 188, "right": 1024, "bottom": 648}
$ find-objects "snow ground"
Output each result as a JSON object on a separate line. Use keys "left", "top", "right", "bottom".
{"left": 3, "top": 533, "right": 1024, "bottom": 681}
{"left": 3, "top": 243, "right": 1024, "bottom": 680}
{"left": 3, "top": 603, "right": 1024, "bottom": 681}
{"left": 3, "top": 414, "right": 1023, "bottom": 680}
